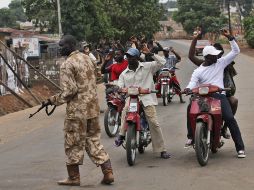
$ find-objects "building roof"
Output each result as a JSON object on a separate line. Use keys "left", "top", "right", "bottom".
{"left": 0, "top": 28, "right": 58, "bottom": 42}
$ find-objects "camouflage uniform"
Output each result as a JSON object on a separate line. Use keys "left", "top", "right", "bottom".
{"left": 50, "top": 50, "right": 109, "bottom": 166}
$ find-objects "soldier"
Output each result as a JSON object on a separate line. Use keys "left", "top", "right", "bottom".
{"left": 44, "top": 35, "right": 114, "bottom": 186}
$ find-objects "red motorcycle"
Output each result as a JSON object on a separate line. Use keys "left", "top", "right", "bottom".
{"left": 104, "top": 84, "right": 125, "bottom": 137}
{"left": 184, "top": 84, "right": 230, "bottom": 166}
{"left": 156, "top": 67, "right": 180, "bottom": 106}
{"left": 120, "top": 87, "right": 155, "bottom": 166}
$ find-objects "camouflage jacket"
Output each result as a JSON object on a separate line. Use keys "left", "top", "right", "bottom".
{"left": 50, "top": 51, "right": 100, "bottom": 119}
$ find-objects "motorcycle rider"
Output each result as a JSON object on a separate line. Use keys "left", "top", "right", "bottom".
{"left": 115, "top": 48, "right": 171, "bottom": 159}
{"left": 161, "top": 47, "right": 185, "bottom": 103}
{"left": 186, "top": 30, "right": 238, "bottom": 146}
{"left": 101, "top": 49, "right": 128, "bottom": 85}
{"left": 184, "top": 30, "right": 245, "bottom": 158}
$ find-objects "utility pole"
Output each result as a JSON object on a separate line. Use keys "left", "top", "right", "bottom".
{"left": 227, "top": 0, "right": 232, "bottom": 35}
{"left": 57, "top": 0, "right": 63, "bottom": 37}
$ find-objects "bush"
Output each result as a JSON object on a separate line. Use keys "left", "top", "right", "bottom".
{"left": 243, "top": 15, "right": 254, "bottom": 48}
{"left": 245, "top": 31, "right": 254, "bottom": 48}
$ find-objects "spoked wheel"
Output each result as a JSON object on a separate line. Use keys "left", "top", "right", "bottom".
{"left": 104, "top": 107, "right": 120, "bottom": 137}
{"left": 195, "top": 122, "right": 209, "bottom": 166}
{"left": 162, "top": 85, "right": 168, "bottom": 106}
{"left": 126, "top": 123, "right": 137, "bottom": 166}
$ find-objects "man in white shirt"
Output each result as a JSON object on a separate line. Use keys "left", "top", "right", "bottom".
{"left": 185, "top": 31, "right": 245, "bottom": 158}
{"left": 115, "top": 48, "right": 171, "bottom": 159}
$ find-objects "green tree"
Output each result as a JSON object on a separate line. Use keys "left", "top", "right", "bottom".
{"left": 22, "top": 0, "right": 58, "bottom": 33}
{"left": 0, "top": 0, "right": 27, "bottom": 28}
{"left": 236, "top": 0, "right": 254, "bottom": 17}
{"left": 173, "top": 0, "right": 227, "bottom": 35}
{"left": 0, "top": 8, "right": 17, "bottom": 27}
{"left": 9, "top": 0, "right": 27, "bottom": 22}
{"left": 243, "top": 12, "right": 254, "bottom": 48}
{"left": 21, "top": 0, "right": 164, "bottom": 42}
{"left": 103, "top": 0, "right": 164, "bottom": 41}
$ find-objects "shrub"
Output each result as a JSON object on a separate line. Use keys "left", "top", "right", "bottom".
{"left": 243, "top": 14, "right": 254, "bottom": 48}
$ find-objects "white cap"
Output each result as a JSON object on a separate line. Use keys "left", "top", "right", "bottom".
{"left": 202, "top": 46, "right": 222, "bottom": 57}
{"left": 163, "top": 47, "right": 170, "bottom": 51}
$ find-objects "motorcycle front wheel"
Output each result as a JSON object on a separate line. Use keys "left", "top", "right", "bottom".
{"left": 126, "top": 123, "right": 137, "bottom": 166}
{"left": 104, "top": 107, "right": 120, "bottom": 137}
{"left": 162, "top": 85, "right": 168, "bottom": 106}
{"left": 195, "top": 121, "right": 209, "bottom": 166}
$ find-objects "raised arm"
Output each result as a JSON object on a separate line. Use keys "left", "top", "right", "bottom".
{"left": 188, "top": 32, "right": 204, "bottom": 66}
{"left": 171, "top": 47, "right": 181, "bottom": 63}
{"left": 101, "top": 54, "right": 113, "bottom": 74}
{"left": 220, "top": 30, "right": 240, "bottom": 67}
{"left": 149, "top": 54, "right": 166, "bottom": 74}
{"left": 155, "top": 41, "right": 164, "bottom": 52}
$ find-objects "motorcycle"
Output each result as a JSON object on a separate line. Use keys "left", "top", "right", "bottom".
{"left": 183, "top": 84, "right": 230, "bottom": 166}
{"left": 104, "top": 84, "right": 125, "bottom": 137}
{"left": 156, "top": 67, "right": 179, "bottom": 106}
{"left": 120, "top": 87, "right": 155, "bottom": 166}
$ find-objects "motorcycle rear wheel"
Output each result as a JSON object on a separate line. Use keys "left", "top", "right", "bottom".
{"left": 104, "top": 107, "right": 120, "bottom": 137}
{"left": 126, "top": 123, "right": 137, "bottom": 166}
{"left": 162, "top": 85, "right": 168, "bottom": 106}
{"left": 195, "top": 121, "right": 209, "bottom": 166}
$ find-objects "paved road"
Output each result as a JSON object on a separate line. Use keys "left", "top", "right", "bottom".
{"left": 0, "top": 40, "right": 254, "bottom": 190}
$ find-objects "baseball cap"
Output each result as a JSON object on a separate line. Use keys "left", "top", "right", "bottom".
{"left": 163, "top": 47, "right": 170, "bottom": 52}
{"left": 202, "top": 46, "right": 222, "bottom": 57}
{"left": 125, "top": 48, "right": 140, "bottom": 57}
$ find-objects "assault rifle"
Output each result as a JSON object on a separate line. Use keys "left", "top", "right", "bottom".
{"left": 29, "top": 102, "right": 56, "bottom": 118}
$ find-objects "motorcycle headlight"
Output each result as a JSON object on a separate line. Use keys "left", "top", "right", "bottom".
{"left": 199, "top": 87, "right": 209, "bottom": 95}
{"left": 160, "top": 71, "right": 170, "bottom": 77}
{"left": 128, "top": 87, "right": 139, "bottom": 95}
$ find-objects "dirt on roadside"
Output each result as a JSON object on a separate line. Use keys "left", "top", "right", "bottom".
{"left": 0, "top": 84, "right": 58, "bottom": 116}
{"left": 224, "top": 43, "right": 254, "bottom": 57}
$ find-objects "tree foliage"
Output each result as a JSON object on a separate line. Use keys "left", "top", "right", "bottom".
{"left": 22, "top": 0, "right": 164, "bottom": 42}
{"left": 0, "top": 0, "right": 27, "bottom": 28}
{"left": 243, "top": 11, "right": 254, "bottom": 48}
{"left": 173, "top": 0, "right": 227, "bottom": 35}
{"left": 236, "top": 0, "right": 254, "bottom": 17}
{"left": 22, "top": 0, "right": 57, "bottom": 33}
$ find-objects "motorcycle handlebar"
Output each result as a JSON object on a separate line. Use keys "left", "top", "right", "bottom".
{"left": 222, "top": 87, "right": 231, "bottom": 91}
{"left": 150, "top": 90, "right": 158, "bottom": 93}
{"left": 181, "top": 87, "right": 232, "bottom": 95}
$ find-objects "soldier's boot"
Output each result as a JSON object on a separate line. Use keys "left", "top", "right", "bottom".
{"left": 100, "top": 159, "right": 114, "bottom": 185}
{"left": 57, "top": 165, "right": 80, "bottom": 186}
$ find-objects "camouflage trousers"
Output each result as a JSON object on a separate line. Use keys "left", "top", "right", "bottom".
{"left": 64, "top": 116, "right": 109, "bottom": 166}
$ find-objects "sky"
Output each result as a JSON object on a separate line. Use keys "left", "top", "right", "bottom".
{"left": 0, "top": 0, "right": 12, "bottom": 8}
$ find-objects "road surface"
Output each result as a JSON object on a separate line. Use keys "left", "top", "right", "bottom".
{"left": 0, "top": 40, "right": 254, "bottom": 190}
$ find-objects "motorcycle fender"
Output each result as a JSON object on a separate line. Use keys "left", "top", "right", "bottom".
{"left": 197, "top": 114, "right": 213, "bottom": 131}
{"left": 107, "top": 101, "right": 117, "bottom": 109}
{"left": 161, "top": 84, "right": 168, "bottom": 94}
{"left": 124, "top": 113, "right": 141, "bottom": 131}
